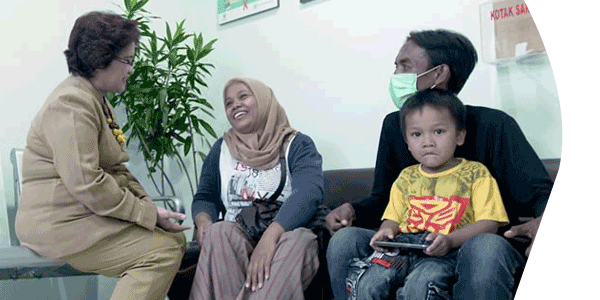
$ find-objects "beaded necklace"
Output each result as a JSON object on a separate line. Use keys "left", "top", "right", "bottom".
{"left": 101, "top": 97, "right": 126, "bottom": 145}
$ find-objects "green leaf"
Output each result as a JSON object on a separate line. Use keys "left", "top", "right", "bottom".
{"left": 159, "top": 88, "right": 168, "bottom": 126}
{"left": 176, "top": 55, "right": 186, "bottom": 66}
{"left": 172, "top": 21, "right": 190, "bottom": 45}
{"left": 200, "top": 108, "right": 216, "bottom": 119}
{"left": 149, "top": 33, "right": 159, "bottom": 63}
{"left": 174, "top": 115, "right": 188, "bottom": 132}
{"left": 122, "top": 122, "right": 131, "bottom": 134}
{"left": 144, "top": 107, "right": 154, "bottom": 134}
{"left": 194, "top": 33, "right": 204, "bottom": 50}
{"left": 153, "top": 147, "right": 163, "bottom": 165}
{"left": 200, "top": 119, "right": 217, "bottom": 138}
{"left": 196, "top": 98, "right": 214, "bottom": 109}
{"left": 167, "top": 51, "right": 177, "bottom": 68}
{"left": 130, "top": 0, "right": 149, "bottom": 14}
{"left": 196, "top": 39, "right": 217, "bottom": 61}
{"left": 198, "top": 63, "right": 215, "bottom": 75}
{"left": 173, "top": 134, "right": 187, "bottom": 144}
{"left": 183, "top": 137, "right": 192, "bottom": 155}
{"left": 165, "top": 22, "right": 172, "bottom": 45}
{"left": 186, "top": 47, "right": 195, "bottom": 64}
{"left": 190, "top": 114, "right": 199, "bottom": 127}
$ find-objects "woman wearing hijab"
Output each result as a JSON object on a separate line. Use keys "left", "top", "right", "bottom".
{"left": 15, "top": 12, "right": 188, "bottom": 300}
{"left": 189, "top": 77, "right": 323, "bottom": 299}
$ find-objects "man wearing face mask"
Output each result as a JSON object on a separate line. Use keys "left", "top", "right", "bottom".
{"left": 325, "top": 29, "right": 553, "bottom": 300}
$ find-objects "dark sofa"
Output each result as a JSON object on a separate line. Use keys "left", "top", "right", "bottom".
{"left": 306, "top": 158, "right": 560, "bottom": 299}
{"left": 322, "top": 159, "right": 560, "bottom": 212}
{"left": 170, "top": 158, "right": 560, "bottom": 300}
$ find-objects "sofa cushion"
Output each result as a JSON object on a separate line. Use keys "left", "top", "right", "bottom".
{"left": 323, "top": 168, "right": 374, "bottom": 209}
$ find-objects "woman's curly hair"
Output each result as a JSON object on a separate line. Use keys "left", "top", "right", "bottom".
{"left": 64, "top": 11, "right": 140, "bottom": 79}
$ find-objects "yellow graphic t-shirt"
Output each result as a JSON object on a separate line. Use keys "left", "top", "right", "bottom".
{"left": 382, "top": 159, "right": 509, "bottom": 234}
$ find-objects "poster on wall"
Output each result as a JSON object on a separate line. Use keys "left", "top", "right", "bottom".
{"left": 479, "top": 0, "right": 545, "bottom": 63}
{"left": 218, "top": 0, "right": 279, "bottom": 25}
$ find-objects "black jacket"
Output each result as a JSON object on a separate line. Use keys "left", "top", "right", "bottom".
{"left": 353, "top": 105, "right": 553, "bottom": 233}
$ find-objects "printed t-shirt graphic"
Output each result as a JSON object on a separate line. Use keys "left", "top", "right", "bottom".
{"left": 382, "top": 159, "right": 509, "bottom": 235}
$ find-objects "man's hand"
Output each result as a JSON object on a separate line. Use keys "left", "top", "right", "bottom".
{"left": 156, "top": 206, "right": 191, "bottom": 232}
{"left": 194, "top": 212, "right": 213, "bottom": 244}
{"left": 325, "top": 203, "right": 355, "bottom": 235}
{"left": 245, "top": 222, "right": 284, "bottom": 292}
{"left": 504, "top": 216, "right": 542, "bottom": 256}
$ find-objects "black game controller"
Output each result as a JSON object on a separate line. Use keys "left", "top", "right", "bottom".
{"left": 373, "top": 240, "right": 432, "bottom": 250}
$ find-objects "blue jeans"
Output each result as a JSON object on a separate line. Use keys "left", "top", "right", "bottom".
{"left": 327, "top": 227, "right": 525, "bottom": 300}
{"left": 347, "top": 232, "right": 455, "bottom": 300}
{"left": 452, "top": 233, "right": 525, "bottom": 300}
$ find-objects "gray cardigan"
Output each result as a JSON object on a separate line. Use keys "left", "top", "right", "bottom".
{"left": 191, "top": 132, "right": 324, "bottom": 231}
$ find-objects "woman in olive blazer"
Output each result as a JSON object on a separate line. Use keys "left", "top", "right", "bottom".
{"left": 15, "top": 11, "right": 189, "bottom": 300}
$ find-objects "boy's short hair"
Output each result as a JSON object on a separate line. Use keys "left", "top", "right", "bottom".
{"left": 399, "top": 89, "right": 466, "bottom": 140}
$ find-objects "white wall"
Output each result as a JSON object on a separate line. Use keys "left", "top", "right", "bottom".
{"left": 182, "top": 0, "right": 560, "bottom": 171}
{"left": 1, "top": 0, "right": 562, "bottom": 298}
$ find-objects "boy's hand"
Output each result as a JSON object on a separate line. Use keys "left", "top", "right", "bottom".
{"left": 424, "top": 232, "right": 453, "bottom": 256}
{"left": 369, "top": 227, "right": 396, "bottom": 252}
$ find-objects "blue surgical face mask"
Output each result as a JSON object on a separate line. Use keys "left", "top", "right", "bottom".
{"left": 389, "top": 66, "right": 440, "bottom": 109}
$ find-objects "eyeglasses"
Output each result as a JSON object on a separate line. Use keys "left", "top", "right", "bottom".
{"left": 114, "top": 57, "right": 134, "bottom": 66}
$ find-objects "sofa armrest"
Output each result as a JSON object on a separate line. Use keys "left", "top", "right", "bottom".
{"left": 541, "top": 158, "right": 560, "bottom": 182}
{"left": 517, "top": 158, "right": 560, "bottom": 222}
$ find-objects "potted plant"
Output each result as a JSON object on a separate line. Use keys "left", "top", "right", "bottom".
{"left": 109, "top": 0, "right": 218, "bottom": 196}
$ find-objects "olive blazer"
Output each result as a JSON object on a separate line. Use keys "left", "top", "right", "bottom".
{"left": 15, "top": 75, "right": 158, "bottom": 259}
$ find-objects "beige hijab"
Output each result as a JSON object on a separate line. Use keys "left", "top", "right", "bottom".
{"left": 223, "top": 77, "right": 297, "bottom": 170}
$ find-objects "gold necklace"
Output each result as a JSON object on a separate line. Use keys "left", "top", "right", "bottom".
{"left": 102, "top": 97, "right": 126, "bottom": 145}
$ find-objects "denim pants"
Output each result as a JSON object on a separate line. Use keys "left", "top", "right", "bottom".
{"left": 344, "top": 232, "right": 455, "bottom": 300}
{"left": 327, "top": 227, "right": 525, "bottom": 300}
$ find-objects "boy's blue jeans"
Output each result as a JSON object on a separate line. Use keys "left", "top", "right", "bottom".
{"left": 327, "top": 227, "right": 525, "bottom": 300}
{"left": 346, "top": 232, "right": 455, "bottom": 300}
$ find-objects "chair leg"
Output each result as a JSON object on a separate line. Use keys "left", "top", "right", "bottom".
{"left": 168, "top": 242, "right": 200, "bottom": 300}
{"left": 167, "top": 265, "right": 196, "bottom": 300}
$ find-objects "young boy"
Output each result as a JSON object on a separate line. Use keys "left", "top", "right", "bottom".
{"left": 345, "top": 89, "right": 509, "bottom": 300}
